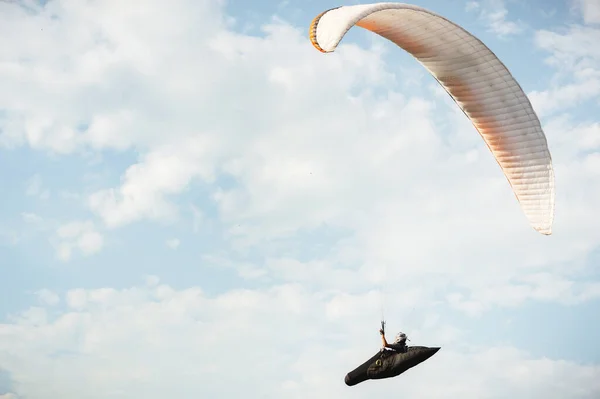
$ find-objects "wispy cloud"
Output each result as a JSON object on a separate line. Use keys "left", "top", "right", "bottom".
{"left": 24, "top": 174, "right": 49, "bottom": 200}
{"left": 53, "top": 220, "right": 103, "bottom": 261}
{"left": 165, "top": 238, "right": 180, "bottom": 250}
{"left": 21, "top": 212, "right": 43, "bottom": 225}
{"left": 530, "top": 21, "right": 600, "bottom": 117}
{"left": 573, "top": 0, "right": 600, "bottom": 24}
{"left": 466, "top": 0, "right": 524, "bottom": 37}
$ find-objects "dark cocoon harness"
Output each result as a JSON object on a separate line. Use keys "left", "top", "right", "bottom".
{"left": 344, "top": 346, "right": 441, "bottom": 386}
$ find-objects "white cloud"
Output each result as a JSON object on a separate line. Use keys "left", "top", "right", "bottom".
{"left": 448, "top": 273, "right": 600, "bottom": 317}
{"left": 88, "top": 135, "right": 219, "bottom": 228}
{"left": 144, "top": 275, "right": 160, "bottom": 287}
{"left": 53, "top": 221, "right": 104, "bottom": 261}
{"left": 24, "top": 174, "right": 49, "bottom": 200}
{"left": 20, "top": 212, "right": 42, "bottom": 224}
{"left": 0, "top": 281, "right": 598, "bottom": 399}
{"left": 190, "top": 205, "right": 203, "bottom": 233}
{"left": 0, "top": 230, "right": 19, "bottom": 246}
{"left": 529, "top": 79, "right": 600, "bottom": 117}
{"left": 530, "top": 22, "right": 600, "bottom": 117}
{"left": 465, "top": 1, "right": 480, "bottom": 12}
{"left": 35, "top": 289, "right": 60, "bottom": 307}
{"left": 66, "top": 289, "right": 88, "bottom": 310}
{"left": 467, "top": 0, "right": 524, "bottom": 36}
{"left": 573, "top": 0, "right": 600, "bottom": 24}
{"left": 165, "top": 238, "right": 180, "bottom": 249}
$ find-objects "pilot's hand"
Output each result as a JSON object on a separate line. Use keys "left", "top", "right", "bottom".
{"left": 379, "top": 328, "right": 384, "bottom": 335}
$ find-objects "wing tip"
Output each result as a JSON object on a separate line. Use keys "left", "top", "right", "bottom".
{"left": 308, "top": 7, "right": 339, "bottom": 53}
{"left": 534, "top": 225, "right": 552, "bottom": 236}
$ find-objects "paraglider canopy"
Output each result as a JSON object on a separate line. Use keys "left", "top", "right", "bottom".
{"left": 309, "top": 2, "right": 555, "bottom": 235}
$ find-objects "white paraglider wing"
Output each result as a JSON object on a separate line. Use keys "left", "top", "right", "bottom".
{"left": 309, "top": 3, "right": 555, "bottom": 235}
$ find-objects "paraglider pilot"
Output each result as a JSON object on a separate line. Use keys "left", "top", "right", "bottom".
{"left": 379, "top": 328, "right": 408, "bottom": 353}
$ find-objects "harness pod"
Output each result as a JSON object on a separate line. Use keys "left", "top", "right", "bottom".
{"left": 344, "top": 346, "right": 441, "bottom": 386}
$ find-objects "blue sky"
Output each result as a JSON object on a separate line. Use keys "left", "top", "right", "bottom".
{"left": 1, "top": 0, "right": 600, "bottom": 398}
